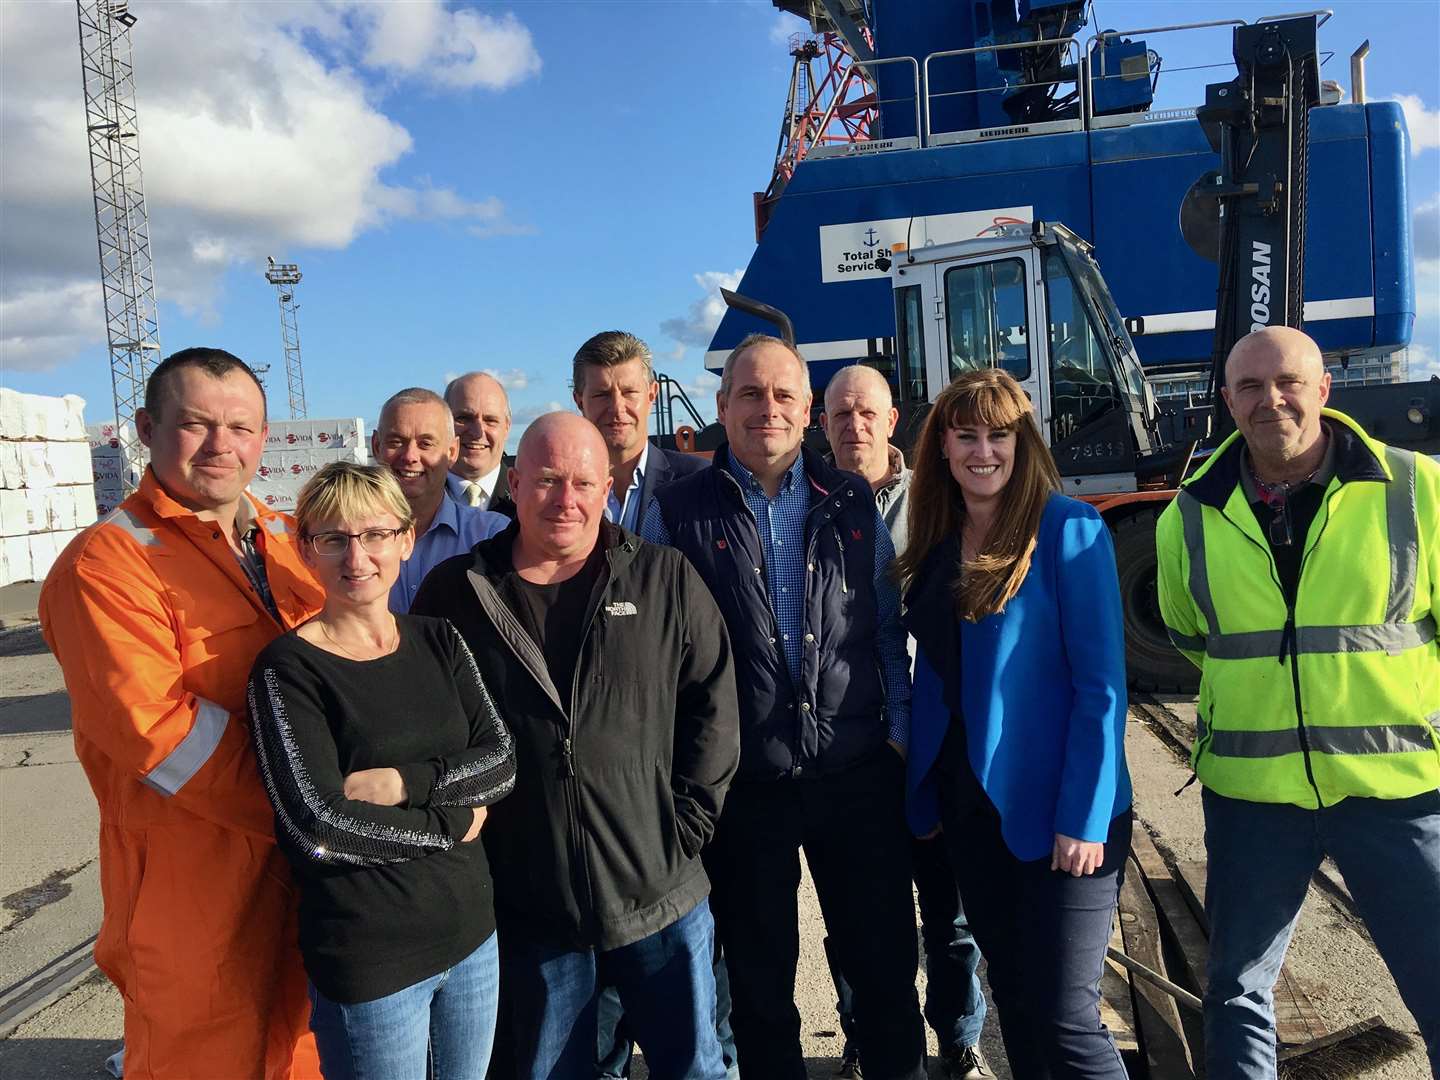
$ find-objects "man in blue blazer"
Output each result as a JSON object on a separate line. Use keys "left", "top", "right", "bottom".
{"left": 572, "top": 331, "right": 708, "bottom": 532}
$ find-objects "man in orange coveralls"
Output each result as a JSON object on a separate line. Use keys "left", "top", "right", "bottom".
{"left": 41, "top": 348, "right": 326, "bottom": 1079}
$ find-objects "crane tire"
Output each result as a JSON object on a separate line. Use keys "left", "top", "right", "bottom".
{"left": 1111, "top": 508, "right": 1199, "bottom": 694}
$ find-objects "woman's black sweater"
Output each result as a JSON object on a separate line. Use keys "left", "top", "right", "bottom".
{"left": 247, "top": 614, "right": 515, "bottom": 1003}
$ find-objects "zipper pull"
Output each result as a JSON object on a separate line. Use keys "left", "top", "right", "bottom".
{"left": 559, "top": 736, "right": 576, "bottom": 778}
{"left": 1278, "top": 606, "right": 1296, "bottom": 664}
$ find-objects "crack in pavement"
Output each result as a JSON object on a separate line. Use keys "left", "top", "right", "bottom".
{"left": 0, "top": 861, "right": 94, "bottom": 933}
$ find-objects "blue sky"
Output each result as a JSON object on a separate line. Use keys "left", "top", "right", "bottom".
{"left": 2, "top": 0, "right": 1436, "bottom": 445}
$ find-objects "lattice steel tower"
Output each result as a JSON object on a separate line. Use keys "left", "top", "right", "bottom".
{"left": 77, "top": 0, "right": 161, "bottom": 483}
{"left": 265, "top": 257, "right": 307, "bottom": 419}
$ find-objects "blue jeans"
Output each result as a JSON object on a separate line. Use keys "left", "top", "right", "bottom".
{"left": 503, "top": 899, "right": 724, "bottom": 1080}
{"left": 1202, "top": 787, "right": 1440, "bottom": 1078}
{"left": 828, "top": 835, "right": 987, "bottom": 1054}
{"left": 308, "top": 931, "right": 499, "bottom": 1080}
{"left": 596, "top": 949, "right": 738, "bottom": 1079}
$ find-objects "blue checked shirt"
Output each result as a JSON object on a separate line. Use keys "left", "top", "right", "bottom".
{"left": 641, "top": 449, "right": 911, "bottom": 750}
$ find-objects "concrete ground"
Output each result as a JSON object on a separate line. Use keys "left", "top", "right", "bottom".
{"left": 0, "top": 581, "right": 1428, "bottom": 1079}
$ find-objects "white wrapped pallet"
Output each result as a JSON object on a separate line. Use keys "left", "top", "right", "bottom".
{"left": 0, "top": 389, "right": 96, "bottom": 585}
{"left": 1, "top": 535, "right": 32, "bottom": 588}
{"left": 0, "top": 388, "right": 88, "bottom": 441}
{"left": 250, "top": 436, "right": 369, "bottom": 512}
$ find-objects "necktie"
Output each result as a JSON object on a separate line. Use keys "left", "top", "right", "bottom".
{"left": 465, "top": 481, "right": 484, "bottom": 508}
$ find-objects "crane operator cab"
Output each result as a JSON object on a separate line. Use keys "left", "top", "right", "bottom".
{"left": 883, "top": 221, "right": 1168, "bottom": 494}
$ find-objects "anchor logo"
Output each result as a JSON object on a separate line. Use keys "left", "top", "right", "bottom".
{"left": 863, "top": 227, "right": 879, "bottom": 249}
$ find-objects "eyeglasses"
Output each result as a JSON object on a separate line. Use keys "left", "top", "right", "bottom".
{"left": 305, "top": 528, "right": 405, "bottom": 557}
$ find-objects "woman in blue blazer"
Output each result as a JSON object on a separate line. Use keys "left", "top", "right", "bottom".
{"left": 897, "top": 369, "right": 1132, "bottom": 1079}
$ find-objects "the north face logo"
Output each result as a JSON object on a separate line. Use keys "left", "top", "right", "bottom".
{"left": 605, "top": 601, "right": 638, "bottom": 617}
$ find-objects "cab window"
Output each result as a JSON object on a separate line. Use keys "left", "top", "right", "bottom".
{"left": 1043, "top": 249, "right": 1121, "bottom": 442}
{"left": 893, "top": 284, "right": 927, "bottom": 403}
{"left": 944, "top": 258, "right": 1030, "bottom": 381}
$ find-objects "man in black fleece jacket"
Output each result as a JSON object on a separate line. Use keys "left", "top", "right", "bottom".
{"left": 412, "top": 412, "right": 739, "bottom": 1080}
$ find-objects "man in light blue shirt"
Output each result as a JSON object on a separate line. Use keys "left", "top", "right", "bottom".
{"left": 371, "top": 387, "right": 507, "bottom": 612}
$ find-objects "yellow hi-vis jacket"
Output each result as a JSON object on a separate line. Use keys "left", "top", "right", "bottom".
{"left": 1156, "top": 409, "right": 1439, "bottom": 809}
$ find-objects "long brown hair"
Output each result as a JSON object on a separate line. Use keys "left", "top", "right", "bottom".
{"left": 897, "top": 369, "right": 1060, "bottom": 620}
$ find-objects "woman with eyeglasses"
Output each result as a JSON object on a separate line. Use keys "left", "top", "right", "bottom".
{"left": 247, "top": 461, "right": 515, "bottom": 1080}
{"left": 898, "top": 369, "right": 1132, "bottom": 1079}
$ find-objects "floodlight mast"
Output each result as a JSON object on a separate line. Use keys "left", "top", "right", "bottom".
{"left": 264, "top": 257, "right": 307, "bottom": 419}
{"left": 76, "top": 0, "right": 161, "bottom": 488}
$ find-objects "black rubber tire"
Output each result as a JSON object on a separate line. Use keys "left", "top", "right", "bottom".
{"left": 1110, "top": 508, "right": 1199, "bottom": 694}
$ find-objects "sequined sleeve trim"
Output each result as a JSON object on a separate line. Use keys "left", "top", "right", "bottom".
{"left": 249, "top": 669, "right": 455, "bottom": 866}
{"left": 432, "top": 629, "right": 517, "bottom": 808}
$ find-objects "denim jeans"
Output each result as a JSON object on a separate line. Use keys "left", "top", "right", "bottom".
{"left": 308, "top": 931, "right": 499, "bottom": 1080}
{"left": 939, "top": 783, "right": 1131, "bottom": 1080}
{"left": 1202, "top": 787, "right": 1440, "bottom": 1078}
{"left": 705, "top": 749, "right": 926, "bottom": 1080}
{"left": 827, "top": 834, "right": 987, "bottom": 1055}
{"left": 502, "top": 899, "right": 724, "bottom": 1080}
{"left": 596, "top": 949, "right": 738, "bottom": 1079}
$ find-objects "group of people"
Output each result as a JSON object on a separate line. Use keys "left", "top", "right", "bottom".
{"left": 37, "top": 323, "right": 1438, "bottom": 1080}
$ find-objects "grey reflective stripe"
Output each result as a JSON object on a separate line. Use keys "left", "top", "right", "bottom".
{"left": 1168, "top": 628, "right": 1206, "bottom": 653}
{"left": 1428, "top": 711, "right": 1440, "bottom": 735}
{"left": 1384, "top": 447, "right": 1418, "bottom": 624}
{"left": 263, "top": 516, "right": 289, "bottom": 536}
{"left": 1211, "top": 723, "right": 1437, "bottom": 758}
{"left": 1204, "top": 616, "right": 1436, "bottom": 659}
{"left": 102, "top": 507, "right": 161, "bottom": 547}
{"left": 1177, "top": 491, "right": 1218, "bottom": 633}
{"left": 141, "top": 697, "right": 228, "bottom": 796}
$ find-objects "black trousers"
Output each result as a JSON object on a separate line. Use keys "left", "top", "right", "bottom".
{"left": 704, "top": 749, "right": 926, "bottom": 1080}
{"left": 939, "top": 782, "right": 1132, "bottom": 1080}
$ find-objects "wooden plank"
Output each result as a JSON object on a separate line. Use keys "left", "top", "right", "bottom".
{"left": 1171, "top": 859, "right": 1330, "bottom": 1045}
{"left": 1101, "top": 912, "right": 1140, "bottom": 1053}
{"left": 1118, "top": 856, "right": 1196, "bottom": 1078}
{"left": 1174, "top": 861, "right": 1209, "bottom": 932}
{"left": 1131, "top": 828, "right": 1211, "bottom": 996}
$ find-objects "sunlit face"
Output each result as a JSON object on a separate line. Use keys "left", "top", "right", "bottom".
{"left": 574, "top": 358, "right": 659, "bottom": 460}
{"left": 301, "top": 510, "right": 414, "bottom": 608}
{"left": 137, "top": 368, "right": 267, "bottom": 515}
{"left": 942, "top": 422, "right": 1016, "bottom": 507}
{"left": 717, "top": 343, "right": 812, "bottom": 471}
{"left": 448, "top": 376, "right": 511, "bottom": 481}
{"left": 372, "top": 402, "right": 458, "bottom": 509}
{"left": 822, "top": 377, "right": 898, "bottom": 482}
{"left": 1222, "top": 336, "right": 1331, "bottom": 467}
{"left": 509, "top": 430, "right": 613, "bottom": 561}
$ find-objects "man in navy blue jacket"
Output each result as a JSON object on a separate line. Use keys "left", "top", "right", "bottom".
{"left": 572, "top": 331, "right": 707, "bottom": 533}
{"left": 642, "top": 334, "right": 925, "bottom": 1080}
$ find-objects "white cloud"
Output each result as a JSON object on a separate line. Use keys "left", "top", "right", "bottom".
{"left": 680, "top": 369, "right": 721, "bottom": 400}
{"left": 0, "top": 0, "right": 539, "bottom": 371}
{"left": 0, "top": 281, "right": 105, "bottom": 372}
{"left": 482, "top": 368, "right": 530, "bottom": 391}
{"left": 770, "top": 12, "right": 809, "bottom": 47}
{"left": 664, "top": 344, "right": 686, "bottom": 363}
{"left": 660, "top": 270, "right": 745, "bottom": 348}
{"left": 358, "top": 6, "right": 541, "bottom": 92}
{"left": 1391, "top": 94, "right": 1440, "bottom": 156}
{"left": 512, "top": 400, "right": 569, "bottom": 426}
{"left": 1403, "top": 344, "right": 1440, "bottom": 381}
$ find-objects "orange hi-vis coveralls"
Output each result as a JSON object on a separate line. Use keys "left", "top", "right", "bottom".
{"left": 40, "top": 470, "right": 327, "bottom": 1080}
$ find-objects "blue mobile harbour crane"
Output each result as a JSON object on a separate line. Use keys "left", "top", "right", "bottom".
{"left": 695, "top": 2, "right": 1438, "bottom": 692}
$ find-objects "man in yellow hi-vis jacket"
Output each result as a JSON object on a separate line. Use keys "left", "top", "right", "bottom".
{"left": 1156, "top": 326, "right": 1438, "bottom": 1079}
